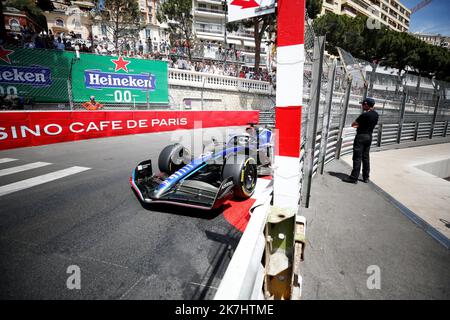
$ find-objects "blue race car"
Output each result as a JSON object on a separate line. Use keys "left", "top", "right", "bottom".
{"left": 131, "top": 124, "right": 273, "bottom": 210}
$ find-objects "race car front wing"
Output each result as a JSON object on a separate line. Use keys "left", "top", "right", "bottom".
{"left": 131, "top": 160, "right": 234, "bottom": 210}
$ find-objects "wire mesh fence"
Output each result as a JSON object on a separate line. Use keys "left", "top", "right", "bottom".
{"left": 297, "top": 11, "right": 450, "bottom": 208}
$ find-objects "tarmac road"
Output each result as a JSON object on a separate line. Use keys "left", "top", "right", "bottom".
{"left": 0, "top": 127, "right": 246, "bottom": 299}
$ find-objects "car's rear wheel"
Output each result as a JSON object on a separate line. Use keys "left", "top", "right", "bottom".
{"left": 222, "top": 155, "right": 257, "bottom": 199}
{"left": 158, "top": 143, "right": 190, "bottom": 175}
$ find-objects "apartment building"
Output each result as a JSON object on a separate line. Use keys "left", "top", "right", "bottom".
{"left": 44, "top": 1, "right": 95, "bottom": 41}
{"left": 3, "top": 6, "right": 43, "bottom": 36}
{"left": 137, "top": 0, "right": 170, "bottom": 52}
{"left": 192, "top": 0, "right": 270, "bottom": 68}
{"left": 321, "top": 0, "right": 411, "bottom": 32}
{"left": 412, "top": 32, "right": 450, "bottom": 50}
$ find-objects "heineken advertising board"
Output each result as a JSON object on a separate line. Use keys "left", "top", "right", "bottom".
{"left": 0, "top": 46, "right": 74, "bottom": 103}
{"left": 71, "top": 53, "right": 168, "bottom": 105}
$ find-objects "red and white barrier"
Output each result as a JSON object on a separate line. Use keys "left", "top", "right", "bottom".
{"left": 273, "top": 0, "right": 305, "bottom": 209}
{"left": 0, "top": 110, "right": 259, "bottom": 150}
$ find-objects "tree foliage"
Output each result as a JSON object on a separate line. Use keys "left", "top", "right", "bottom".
{"left": 97, "top": 0, "right": 143, "bottom": 53}
{"left": 3, "top": 0, "right": 51, "bottom": 30}
{"left": 226, "top": 12, "right": 276, "bottom": 77}
{"left": 306, "top": 0, "right": 323, "bottom": 20}
{"left": 157, "top": 0, "right": 193, "bottom": 60}
{"left": 313, "top": 12, "right": 450, "bottom": 82}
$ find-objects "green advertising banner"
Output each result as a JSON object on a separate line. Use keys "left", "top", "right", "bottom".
{"left": 0, "top": 46, "right": 74, "bottom": 103}
{"left": 71, "top": 53, "right": 168, "bottom": 105}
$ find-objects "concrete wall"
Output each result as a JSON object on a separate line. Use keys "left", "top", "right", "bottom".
{"left": 168, "top": 85, "right": 275, "bottom": 111}
{"left": 415, "top": 159, "right": 450, "bottom": 179}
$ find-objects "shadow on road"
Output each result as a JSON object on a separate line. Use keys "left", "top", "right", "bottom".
{"left": 131, "top": 188, "right": 227, "bottom": 220}
{"left": 328, "top": 171, "right": 349, "bottom": 180}
{"left": 140, "top": 202, "right": 226, "bottom": 220}
{"left": 189, "top": 229, "right": 241, "bottom": 300}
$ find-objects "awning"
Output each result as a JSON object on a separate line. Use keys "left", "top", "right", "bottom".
{"left": 243, "top": 40, "right": 255, "bottom": 47}
{"left": 51, "top": 26, "right": 69, "bottom": 34}
{"left": 196, "top": 33, "right": 224, "bottom": 42}
{"left": 226, "top": 39, "right": 242, "bottom": 45}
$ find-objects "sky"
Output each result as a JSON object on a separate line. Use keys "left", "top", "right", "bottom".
{"left": 400, "top": 0, "right": 450, "bottom": 36}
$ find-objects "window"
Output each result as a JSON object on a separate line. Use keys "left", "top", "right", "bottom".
{"left": 9, "top": 18, "right": 20, "bottom": 31}
{"left": 101, "top": 24, "right": 107, "bottom": 36}
{"left": 71, "top": 18, "right": 81, "bottom": 29}
{"left": 55, "top": 18, "right": 64, "bottom": 27}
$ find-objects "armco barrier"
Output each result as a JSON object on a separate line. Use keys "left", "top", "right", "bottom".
{"left": 215, "top": 181, "right": 273, "bottom": 300}
{"left": 0, "top": 110, "right": 259, "bottom": 150}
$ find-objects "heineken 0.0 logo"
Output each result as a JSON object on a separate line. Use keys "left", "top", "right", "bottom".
{"left": 0, "top": 46, "right": 72, "bottom": 103}
{"left": 72, "top": 53, "right": 168, "bottom": 105}
{"left": 84, "top": 71, "right": 155, "bottom": 90}
{"left": 0, "top": 65, "right": 52, "bottom": 87}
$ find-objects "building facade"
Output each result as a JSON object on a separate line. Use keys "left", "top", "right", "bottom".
{"left": 321, "top": 0, "right": 411, "bottom": 32}
{"left": 3, "top": 6, "right": 43, "bottom": 37}
{"left": 192, "top": 0, "right": 270, "bottom": 68}
{"left": 44, "top": 1, "right": 94, "bottom": 41}
{"left": 412, "top": 32, "right": 450, "bottom": 50}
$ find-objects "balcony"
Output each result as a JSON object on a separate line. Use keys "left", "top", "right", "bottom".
{"left": 228, "top": 30, "right": 255, "bottom": 39}
{"left": 196, "top": 26, "right": 224, "bottom": 34}
{"left": 194, "top": 7, "right": 225, "bottom": 18}
{"left": 197, "top": 0, "right": 224, "bottom": 4}
{"left": 168, "top": 68, "right": 272, "bottom": 95}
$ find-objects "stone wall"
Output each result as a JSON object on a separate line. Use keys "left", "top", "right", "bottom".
{"left": 168, "top": 85, "right": 275, "bottom": 111}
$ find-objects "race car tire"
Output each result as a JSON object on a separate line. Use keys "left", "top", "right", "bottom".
{"left": 158, "top": 143, "right": 190, "bottom": 175}
{"left": 222, "top": 155, "right": 257, "bottom": 199}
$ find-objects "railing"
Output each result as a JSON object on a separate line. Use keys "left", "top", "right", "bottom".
{"left": 338, "top": 120, "right": 450, "bottom": 157}
{"left": 168, "top": 68, "right": 273, "bottom": 95}
{"left": 215, "top": 184, "right": 272, "bottom": 300}
{"left": 195, "top": 7, "right": 225, "bottom": 14}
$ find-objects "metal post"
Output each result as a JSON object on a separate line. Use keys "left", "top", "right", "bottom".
{"left": 377, "top": 123, "right": 383, "bottom": 147}
{"left": 335, "top": 77, "right": 352, "bottom": 159}
{"left": 361, "top": 83, "right": 368, "bottom": 112}
{"left": 430, "top": 93, "right": 441, "bottom": 139}
{"left": 146, "top": 73, "right": 151, "bottom": 109}
{"left": 319, "top": 59, "right": 337, "bottom": 175}
{"left": 444, "top": 120, "right": 449, "bottom": 138}
{"left": 413, "top": 122, "right": 419, "bottom": 141}
{"left": 300, "top": 36, "right": 325, "bottom": 208}
{"left": 368, "top": 63, "right": 376, "bottom": 97}
{"left": 200, "top": 76, "right": 206, "bottom": 111}
{"left": 67, "top": 79, "right": 74, "bottom": 111}
{"left": 223, "top": 1, "right": 227, "bottom": 46}
{"left": 397, "top": 91, "right": 407, "bottom": 144}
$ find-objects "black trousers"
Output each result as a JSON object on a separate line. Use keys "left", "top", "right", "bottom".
{"left": 350, "top": 133, "right": 372, "bottom": 181}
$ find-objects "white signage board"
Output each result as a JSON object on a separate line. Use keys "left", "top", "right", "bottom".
{"left": 227, "top": 0, "right": 276, "bottom": 23}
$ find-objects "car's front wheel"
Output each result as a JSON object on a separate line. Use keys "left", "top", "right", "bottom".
{"left": 222, "top": 155, "right": 257, "bottom": 199}
{"left": 158, "top": 143, "right": 191, "bottom": 175}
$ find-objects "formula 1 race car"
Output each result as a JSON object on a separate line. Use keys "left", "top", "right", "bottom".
{"left": 130, "top": 124, "right": 274, "bottom": 210}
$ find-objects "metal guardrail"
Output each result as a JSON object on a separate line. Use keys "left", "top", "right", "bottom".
{"left": 338, "top": 120, "right": 450, "bottom": 158}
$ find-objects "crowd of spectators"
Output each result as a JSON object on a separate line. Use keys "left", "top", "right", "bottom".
{"left": 166, "top": 56, "right": 273, "bottom": 81}
{"left": 5, "top": 28, "right": 274, "bottom": 83}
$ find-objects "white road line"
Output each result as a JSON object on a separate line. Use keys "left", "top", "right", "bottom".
{"left": 0, "top": 166, "right": 91, "bottom": 197}
{"left": 0, "top": 158, "right": 18, "bottom": 164}
{"left": 119, "top": 276, "right": 145, "bottom": 300}
{"left": 0, "top": 162, "right": 52, "bottom": 177}
{"left": 189, "top": 282, "right": 219, "bottom": 290}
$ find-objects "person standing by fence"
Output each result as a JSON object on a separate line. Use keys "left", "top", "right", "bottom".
{"left": 343, "top": 98, "right": 379, "bottom": 184}
{"left": 82, "top": 96, "right": 103, "bottom": 111}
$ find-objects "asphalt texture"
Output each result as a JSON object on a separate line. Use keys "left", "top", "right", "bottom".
{"left": 300, "top": 159, "right": 450, "bottom": 300}
{"left": 0, "top": 127, "right": 246, "bottom": 300}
